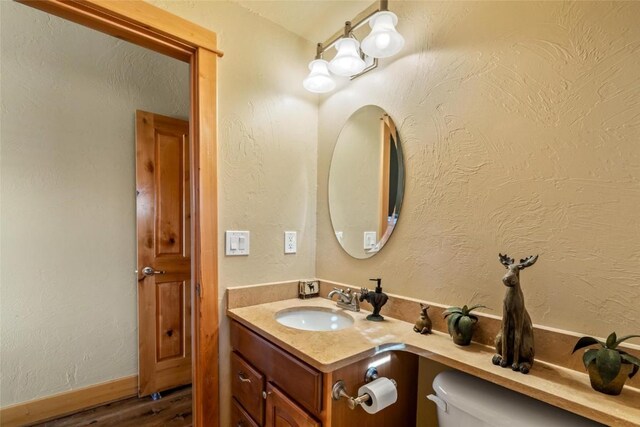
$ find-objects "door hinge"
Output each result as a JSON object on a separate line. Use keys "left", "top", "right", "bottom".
{"left": 196, "top": 282, "right": 202, "bottom": 298}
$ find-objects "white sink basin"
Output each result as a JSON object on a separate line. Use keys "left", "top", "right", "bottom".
{"left": 275, "top": 307, "right": 354, "bottom": 331}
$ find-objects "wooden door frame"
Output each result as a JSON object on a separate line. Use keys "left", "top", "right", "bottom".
{"left": 16, "top": 1, "right": 222, "bottom": 426}
{"left": 378, "top": 115, "right": 391, "bottom": 239}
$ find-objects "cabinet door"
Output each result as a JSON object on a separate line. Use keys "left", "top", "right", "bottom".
{"left": 265, "top": 383, "right": 320, "bottom": 427}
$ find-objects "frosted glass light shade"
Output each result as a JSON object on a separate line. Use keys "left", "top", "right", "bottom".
{"left": 361, "top": 11, "right": 405, "bottom": 58}
{"left": 329, "top": 38, "right": 366, "bottom": 76}
{"left": 303, "top": 59, "right": 336, "bottom": 93}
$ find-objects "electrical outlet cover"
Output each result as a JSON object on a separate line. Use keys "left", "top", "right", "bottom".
{"left": 363, "top": 231, "right": 377, "bottom": 250}
{"left": 284, "top": 231, "right": 297, "bottom": 254}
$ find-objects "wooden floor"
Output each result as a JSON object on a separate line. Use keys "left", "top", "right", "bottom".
{"left": 32, "top": 386, "right": 192, "bottom": 427}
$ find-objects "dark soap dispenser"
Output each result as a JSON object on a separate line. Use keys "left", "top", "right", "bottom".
{"left": 360, "top": 278, "right": 389, "bottom": 322}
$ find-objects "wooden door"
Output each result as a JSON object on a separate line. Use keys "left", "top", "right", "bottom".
{"left": 265, "top": 383, "right": 320, "bottom": 427}
{"left": 136, "top": 110, "right": 191, "bottom": 396}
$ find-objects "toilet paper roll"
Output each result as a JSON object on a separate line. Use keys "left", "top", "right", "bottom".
{"left": 357, "top": 377, "right": 398, "bottom": 414}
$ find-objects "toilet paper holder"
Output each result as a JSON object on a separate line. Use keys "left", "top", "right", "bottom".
{"left": 331, "top": 367, "right": 397, "bottom": 410}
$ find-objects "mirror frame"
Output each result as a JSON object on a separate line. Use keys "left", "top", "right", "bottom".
{"left": 328, "top": 105, "right": 404, "bottom": 259}
{"left": 11, "top": 2, "right": 222, "bottom": 426}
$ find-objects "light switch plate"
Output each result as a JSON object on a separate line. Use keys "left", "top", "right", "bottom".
{"left": 364, "top": 231, "right": 377, "bottom": 250}
{"left": 284, "top": 231, "right": 297, "bottom": 254}
{"left": 226, "top": 231, "right": 250, "bottom": 256}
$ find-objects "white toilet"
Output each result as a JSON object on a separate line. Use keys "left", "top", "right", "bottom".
{"left": 427, "top": 370, "right": 604, "bottom": 427}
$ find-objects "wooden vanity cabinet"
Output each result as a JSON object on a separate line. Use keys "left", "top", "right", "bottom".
{"left": 230, "top": 321, "right": 323, "bottom": 426}
{"left": 230, "top": 320, "right": 418, "bottom": 427}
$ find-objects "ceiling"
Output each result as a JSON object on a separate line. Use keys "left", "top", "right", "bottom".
{"left": 234, "top": 0, "right": 375, "bottom": 43}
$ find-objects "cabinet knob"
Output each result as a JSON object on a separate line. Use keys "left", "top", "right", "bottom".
{"left": 238, "top": 372, "right": 251, "bottom": 383}
{"left": 262, "top": 390, "right": 272, "bottom": 399}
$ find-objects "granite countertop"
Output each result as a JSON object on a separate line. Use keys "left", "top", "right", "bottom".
{"left": 228, "top": 297, "right": 640, "bottom": 427}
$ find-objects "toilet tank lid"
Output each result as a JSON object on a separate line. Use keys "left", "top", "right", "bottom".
{"left": 432, "top": 370, "right": 604, "bottom": 427}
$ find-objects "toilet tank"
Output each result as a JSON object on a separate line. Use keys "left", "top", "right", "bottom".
{"left": 428, "top": 370, "right": 604, "bottom": 427}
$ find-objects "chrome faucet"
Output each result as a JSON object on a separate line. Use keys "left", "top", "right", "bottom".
{"left": 328, "top": 288, "right": 360, "bottom": 312}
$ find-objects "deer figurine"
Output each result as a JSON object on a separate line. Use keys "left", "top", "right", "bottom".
{"left": 492, "top": 253, "right": 538, "bottom": 374}
{"left": 413, "top": 303, "right": 432, "bottom": 334}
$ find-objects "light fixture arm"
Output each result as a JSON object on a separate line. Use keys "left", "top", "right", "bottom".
{"left": 314, "top": 0, "right": 392, "bottom": 56}
{"left": 343, "top": 21, "right": 353, "bottom": 38}
{"left": 316, "top": 9, "right": 380, "bottom": 56}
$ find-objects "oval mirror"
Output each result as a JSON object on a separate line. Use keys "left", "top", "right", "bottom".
{"left": 328, "top": 105, "right": 404, "bottom": 259}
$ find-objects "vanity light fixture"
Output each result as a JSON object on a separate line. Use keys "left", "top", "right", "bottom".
{"left": 328, "top": 22, "right": 367, "bottom": 76}
{"left": 303, "top": 0, "right": 404, "bottom": 93}
{"left": 303, "top": 43, "right": 336, "bottom": 93}
{"left": 361, "top": 10, "right": 405, "bottom": 58}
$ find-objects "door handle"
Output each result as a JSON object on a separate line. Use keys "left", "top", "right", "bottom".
{"left": 142, "top": 266, "right": 166, "bottom": 276}
{"left": 238, "top": 372, "right": 251, "bottom": 383}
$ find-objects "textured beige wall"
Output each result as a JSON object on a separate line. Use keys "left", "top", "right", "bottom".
{"left": 317, "top": 1, "right": 640, "bottom": 340}
{"left": 0, "top": 2, "right": 189, "bottom": 406}
{"left": 148, "top": 2, "right": 318, "bottom": 424}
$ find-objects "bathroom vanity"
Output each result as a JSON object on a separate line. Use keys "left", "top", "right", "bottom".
{"left": 227, "top": 282, "right": 640, "bottom": 427}
{"left": 230, "top": 320, "right": 418, "bottom": 426}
